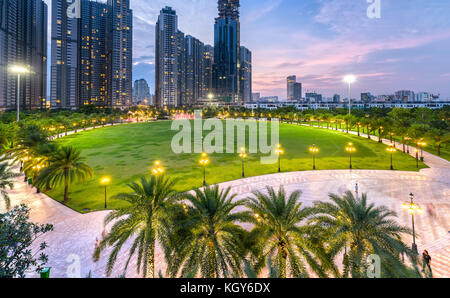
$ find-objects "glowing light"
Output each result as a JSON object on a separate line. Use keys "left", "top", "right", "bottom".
{"left": 10, "top": 65, "right": 30, "bottom": 74}
{"left": 100, "top": 176, "right": 111, "bottom": 185}
{"left": 343, "top": 75, "right": 356, "bottom": 84}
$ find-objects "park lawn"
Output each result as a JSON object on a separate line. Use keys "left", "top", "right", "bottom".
{"left": 308, "top": 121, "right": 450, "bottom": 162}
{"left": 47, "top": 121, "right": 427, "bottom": 213}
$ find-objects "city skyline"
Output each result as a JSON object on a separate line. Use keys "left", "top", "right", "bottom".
{"left": 125, "top": 0, "right": 450, "bottom": 100}
{"left": 35, "top": 0, "right": 450, "bottom": 102}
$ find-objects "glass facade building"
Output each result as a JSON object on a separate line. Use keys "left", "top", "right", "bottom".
{"left": 0, "top": 0, "right": 47, "bottom": 111}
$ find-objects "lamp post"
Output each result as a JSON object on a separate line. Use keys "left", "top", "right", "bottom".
{"left": 386, "top": 144, "right": 396, "bottom": 170}
{"left": 199, "top": 152, "right": 209, "bottom": 186}
{"left": 345, "top": 142, "right": 356, "bottom": 170}
{"left": 343, "top": 75, "right": 356, "bottom": 115}
{"left": 378, "top": 126, "right": 383, "bottom": 143}
{"left": 309, "top": 144, "right": 319, "bottom": 170}
{"left": 239, "top": 148, "right": 247, "bottom": 178}
{"left": 9, "top": 65, "right": 30, "bottom": 122}
{"left": 100, "top": 176, "right": 111, "bottom": 209}
{"left": 415, "top": 148, "right": 419, "bottom": 168}
{"left": 151, "top": 160, "right": 164, "bottom": 176}
{"left": 402, "top": 193, "right": 423, "bottom": 254}
{"left": 417, "top": 140, "right": 426, "bottom": 162}
{"left": 275, "top": 144, "right": 284, "bottom": 173}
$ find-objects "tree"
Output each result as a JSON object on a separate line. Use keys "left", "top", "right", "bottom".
{"left": 35, "top": 146, "right": 93, "bottom": 202}
{"left": 428, "top": 127, "right": 450, "bottom": 156}
{"left": 0, "top": 204, "right": 53, "bottom": 278}
{"left": 166, "top": 185, "right": 251, "bottom": 278}
{"left": 0, "top": 160, "right": 20, "bottom": 210}
{"left": 93, "top": 175, "right": 179, "bottom": 278}
{"left": 245, "top": 186, "right": 328, "bottom": 278}
{"left": 13, "top": 124, "right": 49, "bottom": 162}
{"left": 308, "top": 191, "right": 420, "bottom": 278}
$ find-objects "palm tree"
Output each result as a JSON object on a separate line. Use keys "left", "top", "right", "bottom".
{"left": 429, "top": 127, "right": 450, "bottom": 156}
{"left": 308, "top": 191, "right": 420, "bottom": 278}
{"left": 0, "top": 160, "right": 20, "bottom": 210}
{"left": 166, "top": 185, "right": 251, "bottom": 278}
{"left": 93, "top": 175, "right": 179, "bottom": 278}
{"left": 34, "top": 146, "right": 93, "bottom": 202}
{"left": 245, "top": 186, "right": 328, "bottom": 278}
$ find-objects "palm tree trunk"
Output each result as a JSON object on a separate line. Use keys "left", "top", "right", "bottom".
{"left": 147, "top": 239, "right": 155, "bottom": 278}
{"left": 63, "top": 169, "right": 69, "bottom": 202}
{"left": 208, "top": 243, "right": 215, "bottom": 278}
{"left": 64, "top": 181, "right": 69, "bottom": 202}
{"left": 279, "top": 247, "right": 287, "bottom": 278}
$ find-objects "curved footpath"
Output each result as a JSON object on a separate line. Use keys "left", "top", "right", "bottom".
{"left": 2, "top": 123, "right": 449, "bottom": 278}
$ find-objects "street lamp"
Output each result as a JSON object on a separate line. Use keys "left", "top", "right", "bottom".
{"left": 239, "top": 147, "right": 248, "bottom": 178}
{"left": 309, "top": 144, "right": 319, "bottom": 170}
{"left": 402, "top": 193, "right": 423, "bottom": 254}
{"left": 100, "top": 176, "right": 111, "bottom": 209}
{"left": 343, "top": 75, "right": 356, "bottom": 115}
{"left": 151, "top": 160, "right": 164, "bottom": 175}
{"left": 345, "top": 142, "right": 356, "bottom": 170}
{"left": 378, "top": 126, "right": 383, "bottom": 143}
{"left": 414, "top": 148, "right": 419, "bottom": 168}
{"left": 386, "top": 144, "right": 396, "bottom": 170}
{"left": 417, "top": 140, "right": 426, "bottom": 162}
{"left": 9, "top": 65, "right": 31, "bottom": 122}
{"left": 275, "top": 144, "right": 284, "bottom": 173}
{"left": 199, "top": 152, "right": 209, "bottom": 186}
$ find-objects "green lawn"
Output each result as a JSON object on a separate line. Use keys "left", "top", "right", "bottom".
{"left": 47, "top": 121, "right": 427, "bottom": 212}
{"left": 305, "top": 121, "right": 450, "bottom": 161}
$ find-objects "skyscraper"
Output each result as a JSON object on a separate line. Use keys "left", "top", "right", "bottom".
{"left": 0, "top": 0, "right": 48, "bottom": 111}
{"left": 287, "top": 76, "right": 296, "bottom": 100}
{"left": 155, "top": 7, "right": 211, "bottom": 108}
{"left": 79, "top": 0, "right": 109, "bottom": 107}
{"left": 202, "top": 45, "right": 214, "bottom": 97}
{"left": 133, "top": 78, "right": 151, "bottom": 105}
{"left": 184, "top": 35, "right": 205, "bottom": 106}
{"left": 239, "top": 46, "right": 252, "bottom": 103}
{"left": 155, "top": 7, "right": 179, "bottom": 107}
{"left": 213, "top": 0, "right": 241, "bottom": 104}
{"left": 294, "top": 82, "right": 302, "bottom": 101}
{"left": 51, "top": 0, "right": 133, "bottom": 109}
{"left": 107, "top": 0, "right": 133, "bottom": 108}
{"left": 287, "top": 75, "right": 302, "bottom": 101}
{"left": 50, "top": 0, "right": 79, "bottom": 109}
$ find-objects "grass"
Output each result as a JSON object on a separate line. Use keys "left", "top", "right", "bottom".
{"left": 305, "top": 121, "right": 450, "bottom": 161}
{"left": 47, "top": 121, "right": 427, "bottom": 212}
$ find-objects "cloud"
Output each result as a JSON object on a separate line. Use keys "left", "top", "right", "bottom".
{"left": 243, "top": 0, "right": 283, "bottom": 24}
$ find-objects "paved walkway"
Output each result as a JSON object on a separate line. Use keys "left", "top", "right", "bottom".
{"left": 2, "top": 124, "right": 449, "bottom": 278}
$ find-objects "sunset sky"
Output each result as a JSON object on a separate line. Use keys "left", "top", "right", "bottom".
{"left": 45, "top": 0, "right": 450, "bottom": 99}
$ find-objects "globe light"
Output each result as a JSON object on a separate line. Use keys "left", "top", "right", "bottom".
{"left": 100, "top": 176, "right": 111, "bottom": 185}
{"left": 152, "top": 160, "right": 164, "bottom": 175}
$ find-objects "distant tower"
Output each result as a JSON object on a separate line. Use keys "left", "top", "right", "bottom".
{"left": 50, "top": 0, "right": 78, "bottom": 109}
{"left": 133, "top": 79, "right": 150, "bottom": 105}
{"left": 239, "top": 46, "right": 252, "bottom": 103}
{"left": 155, "top": 7, "right": 180, "bottom": 107}
{"left": 213, "top": 0, "right": 241, "bottom": 104}
{"left": 287, "top": 76, "right": 296, "bottom": 100}
{"left": 0, "top": 0, "right": 47, "bottom": 110}
{"left": 107, "top": 0, "right": 133, "bottom": 108}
